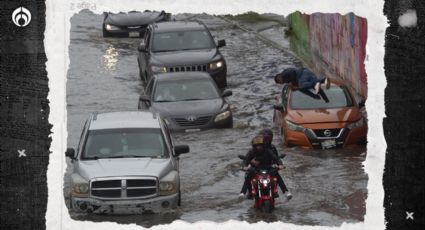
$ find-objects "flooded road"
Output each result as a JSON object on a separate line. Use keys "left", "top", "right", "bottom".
{"left": 66, "top": 11, "right": 367, "bottom": 227}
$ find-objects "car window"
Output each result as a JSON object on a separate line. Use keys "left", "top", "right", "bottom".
{"left": 151, "top": 30, "right": 215, "bottom": 52}
{"left": 290, "top": 86, "right": 353, "bottom": 109}
{"left": 82, "top": 128, "right": 169, "bottom": 159}
{"left": 153, "top": 79, "right": 219, "bottom": 102}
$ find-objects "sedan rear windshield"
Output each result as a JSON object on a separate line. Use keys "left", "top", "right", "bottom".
{"left": 290, "top": 86, "right": 353, "bottom": 109}
{"left": 82, "top": 128, "right": 169, "bottom": 159}
{"left": 153, "top": 79, "right": 220, "bottom": 102}
{"left": 152, "top": 30, "right": 215, "bottom": 52}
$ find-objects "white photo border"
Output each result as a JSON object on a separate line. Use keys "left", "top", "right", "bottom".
{"left": 45, "top": 0, "right": 387, "bottom": 229}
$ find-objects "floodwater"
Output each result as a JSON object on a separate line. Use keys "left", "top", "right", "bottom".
{"left": 66, "top": 11, "right": 368, "bottom": 227}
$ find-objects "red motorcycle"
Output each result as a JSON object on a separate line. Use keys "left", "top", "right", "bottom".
{"left": 239, "top": 154, "right": 286, "bottom": 213}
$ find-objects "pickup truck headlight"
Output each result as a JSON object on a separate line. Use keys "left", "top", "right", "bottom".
{"left": 286, "top": 120, "right": 305, "bottom": 132}
{"left": 214, "top": 110, "right": 231, "bottom": 122}
{"left": 159, "top": 171, "right": 178, "bottom": 196}
{"left": 159, "top": 182, "right": 175, "bottom": 192}
{"left": 151, "top": 66, "right": 167, "bottom": 73}
{"left": 71, "top": 174, "right": 89, "bottom": 197}
{"left": 73, "top": 184, "right": 89, "bottom": 194}
{"left": 105, "top": 24, "right": 120, "bottom": 31}
{"left": 347, "top": 117, "right": 366, "bottom": 129}
{"left": 209, "top": 60, "right": 224, "bottom": 70}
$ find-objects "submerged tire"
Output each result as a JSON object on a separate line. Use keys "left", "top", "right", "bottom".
{"left": 262, "top": 200, "right": 273, "bottom": 213}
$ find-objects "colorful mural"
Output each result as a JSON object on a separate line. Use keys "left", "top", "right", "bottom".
{"left": 287, "top": 12, "right": 368, "bottom": 98}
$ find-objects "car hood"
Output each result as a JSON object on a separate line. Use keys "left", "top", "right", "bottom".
{"left": 151, "top": 98, "right": 224, "bottom": 117}
{"left": 287, "top": 107, "right": 362, "bottom": 124}
{"left": 76, "top": 158, "right": 172, "bottom": 180}
{"left": 151, "top": 49, "right": 219, "bottom": 66}
{"left": 106, "top": 11, "right": 165, "bottom": 27}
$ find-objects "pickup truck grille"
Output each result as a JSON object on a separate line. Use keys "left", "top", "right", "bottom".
{"left": 173, "top": 116, "right": 211, "bottom": 127}
{"left": 91, "top": 177, "right": 157, "bottom": 199}
{"left": 168, "top": 64, "right": 207, "bottom": 73}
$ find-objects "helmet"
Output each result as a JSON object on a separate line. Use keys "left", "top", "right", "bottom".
{"left": 259, "top": 128, "right": 273, "bottom": 144}
{"left": 251, "top": 136, "right": 265, "bottom": 146}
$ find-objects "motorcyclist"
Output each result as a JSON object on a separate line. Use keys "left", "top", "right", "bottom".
{"left": 239, "top": 136, "right": 292, "bottom": 200}
{"left": 259, "top": 128, "right": 279, "bottom": 157}
{"left": 259, "top": 128, "right": 292, "bottom": 200}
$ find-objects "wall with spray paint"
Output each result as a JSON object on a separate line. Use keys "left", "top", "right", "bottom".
{"left": 287, "top": 12, "right": 368, "bottom": 98}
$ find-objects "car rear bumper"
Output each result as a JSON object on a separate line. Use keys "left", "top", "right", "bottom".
{"left": 71, "top": 193, "right": 178, "bottom": 214}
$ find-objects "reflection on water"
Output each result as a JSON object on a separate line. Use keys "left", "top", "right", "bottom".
{"left": 102, "top": 45, "right": 118, "bottom": 72}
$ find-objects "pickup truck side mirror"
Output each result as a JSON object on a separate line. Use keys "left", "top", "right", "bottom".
{"left": 174, "top": 145, "right": 190, "bottom": 156}
{"left": 217, "top": 39, "right": 226, "bottom": 48}
{"left": 222, "top": 89, "right": 232, "bottom": 97}
{"left": 138, "top": 42, "right": 147, "bottom": 52}
{"left": 65, "top": 148, "right": 76, "bottom": 159}
{"left": 273, "top": 104, "right": 284, "bottom": 111}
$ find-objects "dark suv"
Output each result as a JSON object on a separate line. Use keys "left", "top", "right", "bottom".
{"left": 137, "top": 21, "right": 227, "bottom": 88}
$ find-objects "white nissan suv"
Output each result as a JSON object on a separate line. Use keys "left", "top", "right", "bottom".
{"left": 65, "top": 111, "right": 189, "bottom": 214}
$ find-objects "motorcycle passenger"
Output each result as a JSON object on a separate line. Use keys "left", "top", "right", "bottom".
{"left": 259, "top": 128, "right": 292, "bottom": 200}
{"left": 239, "top": 136, "right": 291, "bottom": 200}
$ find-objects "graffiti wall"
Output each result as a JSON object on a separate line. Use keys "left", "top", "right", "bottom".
{"left": 287, "top": 12, "right": 368, "bottom": 98}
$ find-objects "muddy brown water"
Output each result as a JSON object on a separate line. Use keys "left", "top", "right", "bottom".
{"left": 66, "top": 11, "right": 367, "bottom": 227}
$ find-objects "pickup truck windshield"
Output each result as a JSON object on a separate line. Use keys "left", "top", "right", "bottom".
{"left": 82, "top": 128, "right": 168, "bottom": 159}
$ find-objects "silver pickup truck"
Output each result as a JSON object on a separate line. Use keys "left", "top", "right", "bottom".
{"left": 65, "top": 111, "right": 189, "bottom": 214}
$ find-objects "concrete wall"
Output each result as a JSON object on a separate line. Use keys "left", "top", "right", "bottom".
{"left": 287, "top": 12, "right": 368, "bottom": 98}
